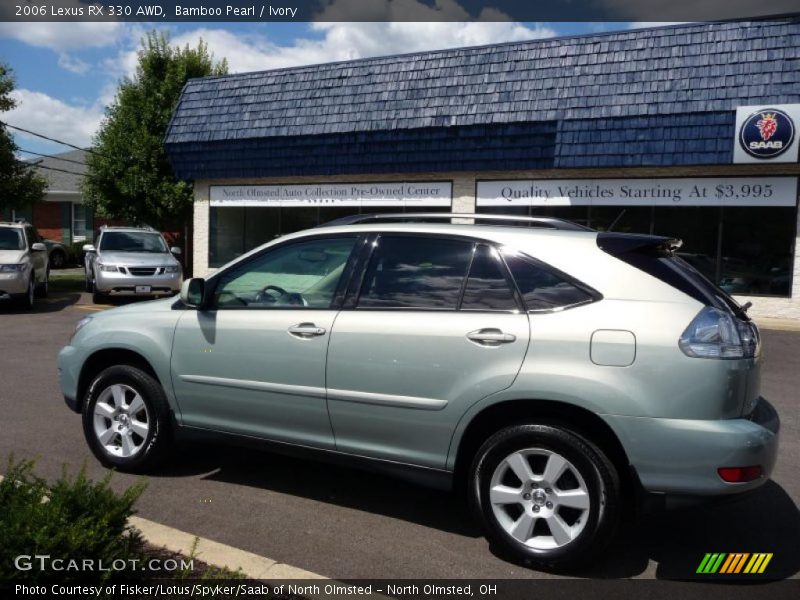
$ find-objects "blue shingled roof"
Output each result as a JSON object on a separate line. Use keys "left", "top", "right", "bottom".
{"left": 165, "top": 19, "right": 800, "bottom": 146}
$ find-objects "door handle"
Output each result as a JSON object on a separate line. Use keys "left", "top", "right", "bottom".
{"left": 288, "top": 323, "right": 327, "bottom": 338}
{"left": 466, "top": 328, "right": 517, "bottom": 346}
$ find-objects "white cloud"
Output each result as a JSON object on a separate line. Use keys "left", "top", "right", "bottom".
{"left": 156, "top": 21, "right": 555, "bottom": 77}
{"left": 6, "top": 89, "right": 104, "bottom": 149}
{"left": 0, "top": 20, "right": 122, "bottom": 52}
{"left": 57, "top": 53, "right": 90, "bottom": 75}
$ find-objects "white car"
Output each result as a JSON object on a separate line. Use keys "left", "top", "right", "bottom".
{"left": 0, "top": 221, "right": 49, "bottom": 309}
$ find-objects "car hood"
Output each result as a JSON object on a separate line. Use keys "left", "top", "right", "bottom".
{"left": 96, "top": 251, "right": 177, "bottom": 266}
{"left": 94, "top": 296, "right": 180, "bottom": 317}
{"left": 0, "top": 249, "right": 26, "bottom": 264}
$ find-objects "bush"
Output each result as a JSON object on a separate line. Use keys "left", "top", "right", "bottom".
{"left": 0, "top": 458, "right": 147, "bottom": 584}
{"left": 66, "top": 241, "right": 88, "bottom": 267}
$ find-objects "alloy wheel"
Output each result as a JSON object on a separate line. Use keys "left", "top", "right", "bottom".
{"left": 489, "top": 448, "right": 592, "bottom": 550}
{"left": 92, "top": 383, "right": 150, "bottom": 458}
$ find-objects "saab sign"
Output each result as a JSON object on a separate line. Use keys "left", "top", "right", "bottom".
{"left": 734, "top": 104, "right": 799, "bottom": 163}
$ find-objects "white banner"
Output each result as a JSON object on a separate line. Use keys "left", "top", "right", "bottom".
{"left": 210, "top": 182, "right": 452, "bottom": 208}
{"left": 477, "top": 177, "right": 798, "bottom": 208}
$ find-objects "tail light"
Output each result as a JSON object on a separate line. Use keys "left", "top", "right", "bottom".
{"left": 718, "top": 466, "right": 762, "bottom": 483}
{"left": 679, "top": 306, "right": 760, "bottom": 359}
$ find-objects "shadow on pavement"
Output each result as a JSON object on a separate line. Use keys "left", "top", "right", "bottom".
{"left": 0, "top": 292, "right": 81, "bottom": 314}
{"left": 150, "top": 440, "right": 800, "bottom": 580}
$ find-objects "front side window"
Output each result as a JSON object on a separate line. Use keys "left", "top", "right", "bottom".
{"left": 0, "top": 228, "right": 24, "bottom": 251}
{"left": 99, "top": 232, "right": 168, "bottom": 253}
{"left": 358, "top": 236, "right": 473, "bottom": 309}
{"left": 503, "top": 250, "right": 595, "bottom": 311}
{"left": 214, "top": 237, "right": 357, "bottom": 309}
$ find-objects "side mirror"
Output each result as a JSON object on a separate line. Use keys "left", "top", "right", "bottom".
{"left": 180, "top": 278, "right": 205, "bottom": 308}
{"left": 82, "top": 244, "right": 96, "bottom": 253}
{"left": 170, "top": 246, "right": 182, "bottom": 256}
{"left": 31, "top": 243, "right": 47, "bottom": 252}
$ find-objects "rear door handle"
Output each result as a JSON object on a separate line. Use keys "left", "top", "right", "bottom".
{"left": 466, "top": 328, "right": 517, "bottom": 346}
{"left": 288, "top": 323, "right": 327, "bottom": 338}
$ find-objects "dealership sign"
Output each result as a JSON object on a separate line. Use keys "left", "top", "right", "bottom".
{"left": 477, "top": 177, "right": 798, "bottom": 207}
{"left": 734, "top": 104, "right": 800, "bottom": 163}
{"left": 210, "top": 182, "right": 451, "bottom": 208}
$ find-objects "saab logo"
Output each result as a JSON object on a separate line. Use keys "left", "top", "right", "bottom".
{"left": 696, "top": 552, "right": 773, "bottom": 574}
{"left": 739, "top": 109, "right": 795, "bottom": 159}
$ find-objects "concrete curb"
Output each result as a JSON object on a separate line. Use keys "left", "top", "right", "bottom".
{"left": 129, "top": 515, "right": 327, "bottom": 580}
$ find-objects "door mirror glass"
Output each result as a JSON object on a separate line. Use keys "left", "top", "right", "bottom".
{"left": 180, "top": 278, "right": 205, "bottom": 307}
{"left": 31, "top": 242, "right": 47, "bottom": 252}
{"left": 170, "top": 246, "right": 182, "bottom": 255}
{"left": 82, "top": 244, "right": 96, "bottom": 253}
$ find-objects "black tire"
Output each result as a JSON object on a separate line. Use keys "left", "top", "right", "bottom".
{"left": 92, "top": 291, "right": 108, "bottom": 304}
{"left": 16, "top": 276, "right": 35, "bottom": 310}
{"left": 82, "top": 365, "right": 173, "bottom": 471}
{"left": 35, "top": 270, "right": 49, "bottom": 298}
{"left": 469, "top": 424, "right": 620, "bottom": 570}
{"left": 85, "top": 268, "right": 93, "bottom": 293}
{"left": 49, "top": 250, "right": 66, "bottom": 269}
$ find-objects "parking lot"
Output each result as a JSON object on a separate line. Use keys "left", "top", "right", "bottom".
{"left": 1, "top": 273, "right": 798, "bottom": 581}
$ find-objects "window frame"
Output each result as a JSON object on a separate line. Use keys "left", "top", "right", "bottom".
{"left": 203, "top": 233, "right": 366, "bottom": 312}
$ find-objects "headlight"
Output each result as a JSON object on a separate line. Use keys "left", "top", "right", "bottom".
{"left": 97, "top": 263, "right": 119, "bottom": 272}
{"left": 0, "top": 264, "right": 26, "bottom": 273}
{"left": 164, "top": 265, "right": 181, "bottom": 273}
{"left": 71, "top": 316, "right": 93, "bottom": 343}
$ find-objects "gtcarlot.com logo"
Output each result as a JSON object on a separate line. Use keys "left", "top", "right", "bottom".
{"left": 696, "top": 552, "right": 773, "bottom": 575}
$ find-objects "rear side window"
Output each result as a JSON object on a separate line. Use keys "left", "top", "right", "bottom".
{"left": 358, "top": 236, "right": 472, "bottom": 309}
{"left": 503, "top": 251, "right": 596, "bottom": 311}
{"left": 460, "top": 245, "right": 518, "bottom": 311}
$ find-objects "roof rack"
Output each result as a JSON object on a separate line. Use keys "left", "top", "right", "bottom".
{"left": 100, "top": 224, "right": 157, "bottom": 232}
{"left": 318, "top": 213, "right": 593, "bottom": 232}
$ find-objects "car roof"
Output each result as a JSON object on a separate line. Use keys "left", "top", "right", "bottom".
{"left": 0, "top": 221, "right": 26, "bottom": 228}
{"left": 99, "top": 227, "right": 161, "bottom": 234}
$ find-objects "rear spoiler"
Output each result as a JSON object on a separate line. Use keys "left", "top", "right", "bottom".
{"left": 596, "top": 232, "right": 683, "bottom": 256}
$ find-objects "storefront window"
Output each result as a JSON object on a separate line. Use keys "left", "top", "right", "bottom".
{"left": 654, "top": 207, "right": 721, "bottom": 282}
{"left": 589, "top": 206, "right": 653, "bottom": 235}
{"left": 719, "top": 207, "right": 795, "bottom": 297}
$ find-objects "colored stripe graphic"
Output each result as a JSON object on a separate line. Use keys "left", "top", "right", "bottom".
{"left": 698, "top": 553, "right": 773, "bottom": 574}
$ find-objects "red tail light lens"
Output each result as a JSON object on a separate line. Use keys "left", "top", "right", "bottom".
{"left": 718, "top": 466, "right": 762, "bottom": 483}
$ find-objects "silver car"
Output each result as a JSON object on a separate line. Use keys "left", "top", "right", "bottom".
{"left": 0, "top": 221, "right": 49, "bottom": 309}
{"left": 58, "top": 214, "right": 779, "bottom": 569}
{"left": 83, "top": 226, "right": 183, "bottom": 303}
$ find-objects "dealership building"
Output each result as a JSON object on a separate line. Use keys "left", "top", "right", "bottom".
{"left": 165, "top": 18, "right": 800, "bottom": 317}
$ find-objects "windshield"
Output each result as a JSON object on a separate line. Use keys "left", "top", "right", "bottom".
{"left": 0, "top": 228, "right": 24, "bottom": 251}
{"left": 99, "top": 231, "right": 168, "bottom": 253}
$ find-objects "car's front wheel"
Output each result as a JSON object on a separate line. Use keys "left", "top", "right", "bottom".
{"left": 82, "top": 365, "right": 173, "bottom": 471}
{"left": 470, "top": 424, "right": 620, "bottom": 570}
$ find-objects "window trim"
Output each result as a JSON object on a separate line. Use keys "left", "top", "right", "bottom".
{"left": 203, "top": 233, "right": 364, "bottom": 312}
{"left": 498, "top": 247, "right": 603, "bottom": 314}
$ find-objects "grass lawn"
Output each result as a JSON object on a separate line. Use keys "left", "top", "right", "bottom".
{"left": 49, "top": 268, "right": 85, "bottom": 294}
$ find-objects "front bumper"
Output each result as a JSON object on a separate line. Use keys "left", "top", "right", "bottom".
{"left": 57, "top": 344, "right": 82, "bottom": 413}
{"left": 95, "top": 269, "right": 182, "bottom": 296}
{"left": 0, "top": 271, "right": 29, "bottom": 297}
{"left": 603, "top": 397, "right": 779, "bottom": 496}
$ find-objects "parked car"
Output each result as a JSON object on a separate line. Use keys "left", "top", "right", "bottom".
{"left": 58, "top": 214, "right": 779, "bottom": 569}
{"left": 0, "top": 221, "right": 49, "bottom": 309}
{"left": 40, "top": 237, "right": 69, "bottom": 269}
{"left": 83, "top": 226, "right": 183, "bottom": 304}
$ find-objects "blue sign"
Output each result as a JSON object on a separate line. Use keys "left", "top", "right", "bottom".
{"left": 739, "top": 108, "right": 795, "bottom": 159}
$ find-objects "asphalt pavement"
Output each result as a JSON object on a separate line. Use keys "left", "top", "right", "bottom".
{"left": 1, "top": 285, "right": 798, "bottom": 581}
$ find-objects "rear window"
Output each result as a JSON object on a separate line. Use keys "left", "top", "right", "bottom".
{"left": 597, "top": 232, "right": 745, "bottom": 317}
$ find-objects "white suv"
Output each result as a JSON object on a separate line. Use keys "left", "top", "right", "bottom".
{"left": 0, "top": 221, "right": 49, "bottom": 309}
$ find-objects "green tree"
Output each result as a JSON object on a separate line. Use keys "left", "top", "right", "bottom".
{"left": 0, "top": 63, "right": 46, "bottom": 215}
{"left": 83, "top": 31, "right": 227, "bottom": 231}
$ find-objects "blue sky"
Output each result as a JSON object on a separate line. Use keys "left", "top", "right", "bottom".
{"left": 0, "top": 18, "right": 637, "bottom": 157}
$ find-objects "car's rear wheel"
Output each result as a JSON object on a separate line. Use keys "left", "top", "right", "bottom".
{"left": 470, "top": 424, "right": 620, "bottom": 570}
{"left": 49, "top": 249, "right": 66, "bottom": 269}
{"left": 82, "top": 365, "right": 173, "bottom": 471}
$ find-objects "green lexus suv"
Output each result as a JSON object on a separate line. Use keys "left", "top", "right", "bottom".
{"left": 57, "top": 214, "right": 779, "bottom": 568}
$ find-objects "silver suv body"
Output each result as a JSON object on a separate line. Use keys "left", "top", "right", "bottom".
{"left": 58, "top": 214, "right": 779, "bottom": 568}
{"left": 83, "top": 227, "right": 183, "bottom": 303}
{"left": 0, "top": 221, "right": 49, "bottom": 309}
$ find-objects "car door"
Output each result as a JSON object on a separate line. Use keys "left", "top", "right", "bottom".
{"left": 171, "top": 234, "right": 361, "bottom": 449}
{"left": 326, "top": 235, "right": 531, "bottom": 469}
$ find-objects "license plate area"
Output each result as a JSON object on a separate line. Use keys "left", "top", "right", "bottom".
{"left": 135, "top": 285, "right": 151, "bottom": 294}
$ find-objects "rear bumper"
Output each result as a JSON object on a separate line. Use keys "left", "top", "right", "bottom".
{"left": 603, "top": 397, "right": 779, "bottom": 497}
{"left": 57, "top": 344, "right": 82, "bottom": 413}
